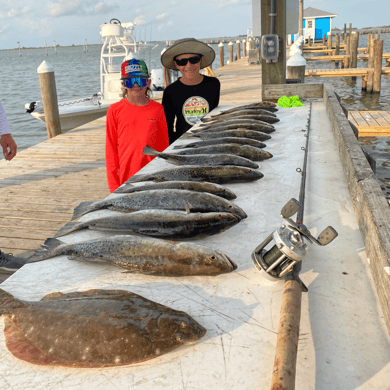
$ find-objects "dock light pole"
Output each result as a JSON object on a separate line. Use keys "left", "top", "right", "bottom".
{"left": 298, "top": 0, "right": 303, "bottom": 37}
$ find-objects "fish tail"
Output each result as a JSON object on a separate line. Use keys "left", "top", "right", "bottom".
{"left": 142, "top": 145, "right": 160, "bottom": 157}
{"left": 72, "top": 201, "right": 97, "bottom": 220}
{"left": 53, "top": 222, "right": 86, "bottom": 238}
{"left": 0, "top": 289, "right": 24, "bottom": 314}
{"left": 28, "top": 238, "right": 64, "bottom": 262}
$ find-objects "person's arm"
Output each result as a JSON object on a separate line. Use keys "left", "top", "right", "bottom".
{"left": 105, "top": 107, "right": 120, "bottom": 192}
{"left": 162, "top": 90, "right": 176, "bottom": 145}
{"left": 0, "top": 102, "right": 17, "bottom": 161}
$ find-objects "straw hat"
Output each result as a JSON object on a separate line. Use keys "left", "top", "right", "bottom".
{"left": 161, "top": 38, "right": 215, "bottom": 70}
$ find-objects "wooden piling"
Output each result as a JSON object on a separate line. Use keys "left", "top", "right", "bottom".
{"left": 219, "top": 42, "right": 224, "bottom": 67}
{"left": 322, "top": 34, "right": 326, "bottom": 46}
{"left": 349, "top": 23, "right": 352, "bottom": 37}
{"left": 37, "top": 61, "right": 62, "bottom": 139}
{"left": 242, "top": 39, "right": 247, "bottom": 57}
{"left": 373, "top": 39, "right": 383, "bottom": 93}
{"left": 228, "top": 41, "right": 234, "bottom": 63}
{"left": 327, "top": 33, "right": 332, "bottom": 55}
{"left": 344, "top": 37, "right": 350, "bottom": 68}
{"left": 236, "top": 40, "right": 241, "bottom": 60}
{"left": 343, "top": 23, "right": 347, "bottom": 42}
{"left": 367, "top": 37, "right": 374, "bottom": 93}
{"left": 335, "top": 35, "right": 340, "bottom": 65}
{"left": 350, "top": 32, "right": 359, "bottom": 80}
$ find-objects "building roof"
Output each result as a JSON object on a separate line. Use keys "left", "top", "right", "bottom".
{"left": 303, "top": 7, "right": 337, "bottom": 19}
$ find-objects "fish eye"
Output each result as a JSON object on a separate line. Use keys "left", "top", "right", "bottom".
{"left": 176, "top": 335, "right": 183, "bottom": 341}
{"left": 210, "top": 255, "right": 216, "bottom": 260}
{"left": 228, "top": 205, "right": 233, "bottom": 208}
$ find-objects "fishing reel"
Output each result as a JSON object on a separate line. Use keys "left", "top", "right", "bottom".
{"left": 252, "top": 198, "right": 338, "bottom": 281}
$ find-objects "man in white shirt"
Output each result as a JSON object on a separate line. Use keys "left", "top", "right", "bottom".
{"left": 0, "top": 101, "right": 25, "bottom": 273}
{"left": 0, "top": 101, "right": 17, "bottom": 160}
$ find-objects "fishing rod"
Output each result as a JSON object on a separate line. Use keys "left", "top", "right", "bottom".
{"left": 251, "top": 102, "right": 338, "bottom": 390}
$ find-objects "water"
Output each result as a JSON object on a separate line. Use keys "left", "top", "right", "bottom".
{"left": 1, "top": 36, "right": 390, "bottom": 197}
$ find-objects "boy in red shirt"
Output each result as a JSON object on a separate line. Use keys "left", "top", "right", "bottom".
{"left": 105, "top": 59, "right": 169, "bottom": 192}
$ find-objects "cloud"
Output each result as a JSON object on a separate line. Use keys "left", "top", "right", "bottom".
{"left": 20, "top": 17, "right": 52, "bottom": 35}
{"left": 134, "top": 15, "right": 146, "bottom": 25}
{"left": 94, "top": 2, "right": 117, "bottom": 14}
{"left": 47, "top": 0, "right": 84, "bottom": 17}
{"left": 8, "top": 9, "right": 17, "bottom": 17}
{"left": 202, "top": 0, "right": 249, "bottom": 6}
{"left": 0, "top": 25, "right": 10, "bottom": 34}
{"left": 21, "top": 6, "right": 31, "bottom": 14}
{"left": 156, "top": 13, "right": 168, "bottom": 20}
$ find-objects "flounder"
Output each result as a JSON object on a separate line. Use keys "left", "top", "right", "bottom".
{"left": 173, "top": 137, "right": 266, "bottom": 149}
{"left": 31, "top": 235, "right": 237, "bottom": 276}
{"left": 0, "top": 288, "right": 206, "bottom": 368}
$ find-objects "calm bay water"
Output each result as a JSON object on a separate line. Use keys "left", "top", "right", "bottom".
{"left": 1, "top": 35, "right": 390, "bottom": 197}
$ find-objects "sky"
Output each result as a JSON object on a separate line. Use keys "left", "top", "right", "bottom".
{"left": 0, "top": 0, "right": 387, "bottom": 50}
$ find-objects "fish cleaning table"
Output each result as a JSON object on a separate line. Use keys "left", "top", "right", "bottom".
{"left": 1, "top": 102, "right": 389, "bottom": 390}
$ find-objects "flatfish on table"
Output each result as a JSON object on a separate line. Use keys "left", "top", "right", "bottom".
{"left": 30, "top": 235, "right": 237, "bottom": 276}
{"left": 124, "top": 165, "right": 263, "bottom": 185}
{"left": 202, "top": 108, "right": 277, "bottom": 122}
{"left": 174, "top": 144, "right": 273, "bottom": 162}
{"left": 71, "top": 189, "right": 247, "bottom": 220}
{"left": 191, "top": 120, "right": 275, "bottom": 134}
{"left": 114, "top": 180, "right": 237, "bottom": 200}
{"left": 220, "top": 101, "right": 278, "bottom": 113}
{"left": 142, "top": 145, "right": 259, "bottom": 169}
{"left": 0, "top": 288, "right": 206, "bottom": 368}
{"left": 54, "top": 209, "right": 241, "bottom": 240}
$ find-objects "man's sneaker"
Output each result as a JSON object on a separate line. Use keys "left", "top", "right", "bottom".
{"left": 0, "top": 251, "right": 26, "bottom": 274}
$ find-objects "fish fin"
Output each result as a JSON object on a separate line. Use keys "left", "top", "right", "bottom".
{"left": 53, "top": 222, "right": 85, "bottom": 238}
{"left": 124, "top": 173, "right": 148, "bottom": 184}
{"left": 142, "top": 145, "right": 159, "bottom": 157}
{"left": 72, "top": 201, "right": 97, "bottom": 220}
{"left": 0, "top": 289, "right": 25, "bottom": 314}
{"left": 183, "top": 200, "right": 191, "bottom": 214}
{"left": 114, "top": 184, "right": 134, "bottom": 193}
{"left": 67, "top": 255, "right": 108, "bottom": 264}
{"left": 28, "top": 238, "right": 64, "bottom": 262}
{"left": 172, "top": 145, "right": 186, "bottom": 149}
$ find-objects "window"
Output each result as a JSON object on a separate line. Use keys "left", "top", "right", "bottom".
{"left": 308, "top": 20, "right": 313, "bottom": 28}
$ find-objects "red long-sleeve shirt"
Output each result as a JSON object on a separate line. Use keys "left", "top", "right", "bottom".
{"left": 105, "top": 98, "right": 169, "bottom": 192}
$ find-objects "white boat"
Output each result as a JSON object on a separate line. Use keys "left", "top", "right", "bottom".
{"left": 25, "top": 19, "right": 165, "bottom": 132}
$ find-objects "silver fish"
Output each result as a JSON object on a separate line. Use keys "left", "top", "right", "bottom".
{"left": 142, "top": 145, "right": 259, "bottom": 169}
{"left": 221, "top": 101, "right": 278, "bottom": 113}
{"left": 202, "top": 114, "right": 280, "bottom": 125}
{"left": 173, "top": 137, "right": 266, "bottom": 149}
{"left": 174, "top": 144, "right": 273, "bottom": 162}
{"left": 125, "top": 165, "right": 264, "bottom": 185}
{"left": 31, "top": 235, "right": 237, "bottom": 276}
{"left": 72, "top": 189, "right": 247, "bottom": 220}
{"left": 191, "top": 122, "right": 275, "bottom": 134}
{"left": 193, "top": 129, "right": 272, "bottom": 142}
{"left": 54, "top": 209, "right": 242, "bottom": 239}
{"left": 0, "top": 288, "right": 206, "bottom": 367}
{"left": 202, "top": 108, "right": 277, "bottom": 121}
{"left": 114, "top": 180, "right": 237, "bottom": 200}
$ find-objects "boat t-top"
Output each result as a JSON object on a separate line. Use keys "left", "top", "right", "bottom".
{"left": 25, "top": 19, "right": 164, "bottom": 132}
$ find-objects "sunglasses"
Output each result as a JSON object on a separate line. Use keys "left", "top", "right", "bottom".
{"left": 123, "top": 77, "right": 148, "bottom": 88}
{"left": 174, "top": 56, "right": 201, "bottom": 66}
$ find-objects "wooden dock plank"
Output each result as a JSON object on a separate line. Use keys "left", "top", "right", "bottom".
{"left": 348, "top": 110, "right": 390, "bottom": 136}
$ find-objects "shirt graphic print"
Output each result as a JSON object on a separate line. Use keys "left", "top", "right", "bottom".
{"left": 182, "top": 96, "right": 209, "bottom": 126}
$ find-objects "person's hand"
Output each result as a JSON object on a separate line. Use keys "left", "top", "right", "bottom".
{"left": 1, "top": 134, "right": 17, "bottom": 161}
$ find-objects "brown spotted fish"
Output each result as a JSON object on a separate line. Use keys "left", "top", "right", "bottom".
{"left": 30, "top": 235, "right": 237, "bottom": 276}
{"left": 0, "top": 288, "right": 206, "bottom": 368}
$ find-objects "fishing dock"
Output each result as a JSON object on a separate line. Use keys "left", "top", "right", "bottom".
{"left": 1, "top": 57, "right": 390, "bottom": 389}
{"left": 348, "top": 110, "right": 390, "bottom": 136}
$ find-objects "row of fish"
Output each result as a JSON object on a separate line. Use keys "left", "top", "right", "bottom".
{"left": 2, "top": 101, "right": 279, "bottom": 368}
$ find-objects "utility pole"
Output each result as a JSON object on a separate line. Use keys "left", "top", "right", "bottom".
{"left": 261, "top": 0, "right": 286, "bottom": 87}
{"left": 298, "top": 0, "right": 303, "bottom": 37}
